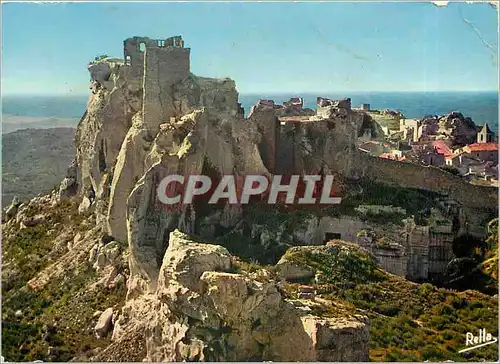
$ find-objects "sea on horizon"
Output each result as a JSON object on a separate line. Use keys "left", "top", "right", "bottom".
{"left": 2, "top": 91, "right": 498, "bottom": 131}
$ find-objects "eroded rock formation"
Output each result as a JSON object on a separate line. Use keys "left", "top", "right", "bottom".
{"left": 105, "top": 230, "right": 370, "bottom": 362}
{"left": 420, "top": 111, "right": 478, "bottom": 146}
{"left": 68, "top": 35, "right": 497, "bottom": 361}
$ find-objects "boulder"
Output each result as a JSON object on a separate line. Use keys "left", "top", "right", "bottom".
{"left": 109, "top": 231, "right": 370, "bottom": 362}
{"left": 94, "top": 308, "right": 114, "bottom": 338}
{"left": 276, "top": 256, "right": 316, "bottom": 282}
{"left": 88, "top": 61, "right": 111, "bottom": 85}
{"left": 420, "top": 111, "right": 478, "bottom": 146}
{"left": 58, "top": 160, "right": 78, "bottom": 200}
{"left": 5, "top": 196, "right": 21, "bottom": 220}
{"left": 78, "top": 196, "right": 92, "bottom": 214}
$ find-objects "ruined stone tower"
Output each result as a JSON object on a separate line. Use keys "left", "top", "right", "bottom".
{"left": 123, "top": 36, "right": 191, "bottom": 132}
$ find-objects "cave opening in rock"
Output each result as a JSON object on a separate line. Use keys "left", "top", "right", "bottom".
{"left": 98, "top": 140, "right": 107, "bottom": 173}
{"left": 324, "top": 232, "right": 341, "bottom": 243}
{"left": 193, "top": 157, "right": 224, "bottom": 228}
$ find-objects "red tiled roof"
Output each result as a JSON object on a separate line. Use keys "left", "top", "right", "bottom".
{"left": 431, "top": 140, "right": 453, "bottom": 157}
{"left": 467, "top": 143, "right": 499, "bottom": 152}
{"left": 379, "top": 153, "right": 406, "bottom": 161}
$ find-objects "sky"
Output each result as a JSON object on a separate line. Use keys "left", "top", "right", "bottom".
{"left": 1, "top": 1, "right": 498, "bottom": 95}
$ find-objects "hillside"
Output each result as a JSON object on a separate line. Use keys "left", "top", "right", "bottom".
{"left": 2, "top": 115, "right": 80, "bottom": 134}
{"left": 2, "top": 34, "right": 498, "bottom": 362}
{"left": 2, "top": 200, "right": 497, "bottom": 361}
{"left": 278, "top": 242, "right": 498, "bottom": 362}
{"left": 2, "top": 128, "right": 76, "bottom": 204}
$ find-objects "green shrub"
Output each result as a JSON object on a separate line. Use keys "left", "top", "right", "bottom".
{"left": 377, "top": 304, "right": 400, "bottom": 317}
{"left": 421, "top": 344, "right": 446, "bottom": 361}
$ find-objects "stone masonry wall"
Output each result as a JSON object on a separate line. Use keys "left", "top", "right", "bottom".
{"left": 372, "top": 247, "right": 408, "bottom": 277}
{"left": 427, "top": 231, "right": 454, "bottom": 279}
{"left": 142, "top": 47, "right": 190, "bottom": 133}
{"left": 360, "top": 154, "right": 498, "bottom": 211}
{"left": 405, "top": 220, "right": 430, "bottom": 281}
{"left": 248, "top": 106, "right": 279, "bottom": 173}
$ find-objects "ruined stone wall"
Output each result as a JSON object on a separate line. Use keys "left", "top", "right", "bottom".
{"left": 404, "top": 220, "right": 430, "bottom": 281}
{"left": 123, "top": 37, "right": 158, "bottom": 78}
{"left": 248, "top": 106, "right": 279, "bottom": 173}
{"left": 360, "top": 154, "right": 498, "bottom": 211}
{"left": 318, "top": 216, "right": 368, "bottom": 244}
{"left": 293, "top": 216, "right": 370, "bottom": 246}
{"left": 277, "top": 124, "right": 297, "bottom": 173}
{"left": 427, "top": 231, "right": 454, "bottom": 279}
{"left": 142, "top": 46, "right": 190, "bottom": 133}
{"left": 372, "top": 247, "right": 408, "bottom": 277}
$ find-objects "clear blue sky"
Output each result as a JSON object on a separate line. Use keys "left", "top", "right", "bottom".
{"left": 1, "top": 1, "right": 498, "bottom": 95}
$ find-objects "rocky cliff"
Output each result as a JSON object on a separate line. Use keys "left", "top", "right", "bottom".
{"left": 98, "top": 230, "right": 370, "bottom": 362}
{"left": 4, "top": 35, "right": 498, "bottom": 362}
{"left": 65, "top": 38, "right": 378, "bottom": 360}
{"left": 420, "top": 112, "right": 479, "bottom": 146}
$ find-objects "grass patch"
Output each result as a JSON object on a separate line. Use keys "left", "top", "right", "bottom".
{"left": 333, "top": 180, "right": 440, "bottom": 222}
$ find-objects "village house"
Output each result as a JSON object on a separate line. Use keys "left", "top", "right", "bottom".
{"left": 460, "top": 142, "right": 498, "bottom": 164}
{"left": 380, "top": 151, "right": 406, "bottom": 162}
{"left": 416, "top": 141, "right": 452, "bottom": 166}
{"left": 420, "top": 149, "right": 445, "bottom": 166}
{"left": 399, "top": 118, "right": 421, "bottom": 143}
{"left": 464, "top": 160, "right": 498, "bottom": 181}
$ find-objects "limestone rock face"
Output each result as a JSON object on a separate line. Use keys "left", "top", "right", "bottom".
{"left": 4, "top": 196, "right": 21, "bottom": 220}
{"left": 156, "top": 230, "right": 232, "bottom": 317}
{"left": 106, "top": 121, "right": 150, "bottom": 243}
{"left": 420, "top": 112, "right": 478, "bottom": 146}
{"left": 276, "top": 257, "right": 316, "bottom": 282}
{"left": 123, "top": 108, "right": 269, "bottom": 294}
{"left": 75, "top": 60, "right": 140, "bottom": 205}
{"left": 300, "top": 315, "right": 370, "bottom": 361}
{"left": 58, "top": 159, "right": 79, "bottom": 200}
{"left": 103, "top": 73, "right": 248, "bottom": 244}
{"left": 108, "top": 230, "right": 370, "bottom": 362}
{"left": 88, "top": 61, "right": 112, "bottom": 86}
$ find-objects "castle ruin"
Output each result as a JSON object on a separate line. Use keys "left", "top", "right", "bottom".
{"left": 75, "top": 35, "right": 497, "bottom": 294}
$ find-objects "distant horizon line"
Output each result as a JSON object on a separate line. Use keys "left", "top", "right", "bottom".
{"left": 2, "top": 89, "right": 499, "bottom": 98}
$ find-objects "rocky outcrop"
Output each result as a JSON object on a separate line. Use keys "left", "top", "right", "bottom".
{"left": 94, "top": 307, "right": 114, "bottom": 338}
{"left": 58, "top": 159, "right": 79, "bottom": 200}
{"left": 103, "top": 72, "right": 246, "bottom": 243}
{"left": 67, "top": 37, "right": 496, "bottom": 361}
{"left": 276, "top": 253, "right": 317, "bottom": 282}
{"left": 108, "top": 230, "right": 370, "bottom": 362}
{"left": 124, "top": 108, "right": 269, "bottom": 294}
{"left": 420, "top": 112, "right": 478, "bottom": 146}
{"left": 4, "top": 196, "right": 21, "bottom": 220}
{"left": 75, "top": 59, "right": 140, "bottom": 207}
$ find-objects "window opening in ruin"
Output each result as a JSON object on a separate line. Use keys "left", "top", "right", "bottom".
{"left": 126, "top": 55, "right": 131, "bottom": 64}
{"left": 324, "top": 232, "right": 341, "bottom": 243}
{"left": 139, "top": 43, "right": 146, "bottom": 52}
